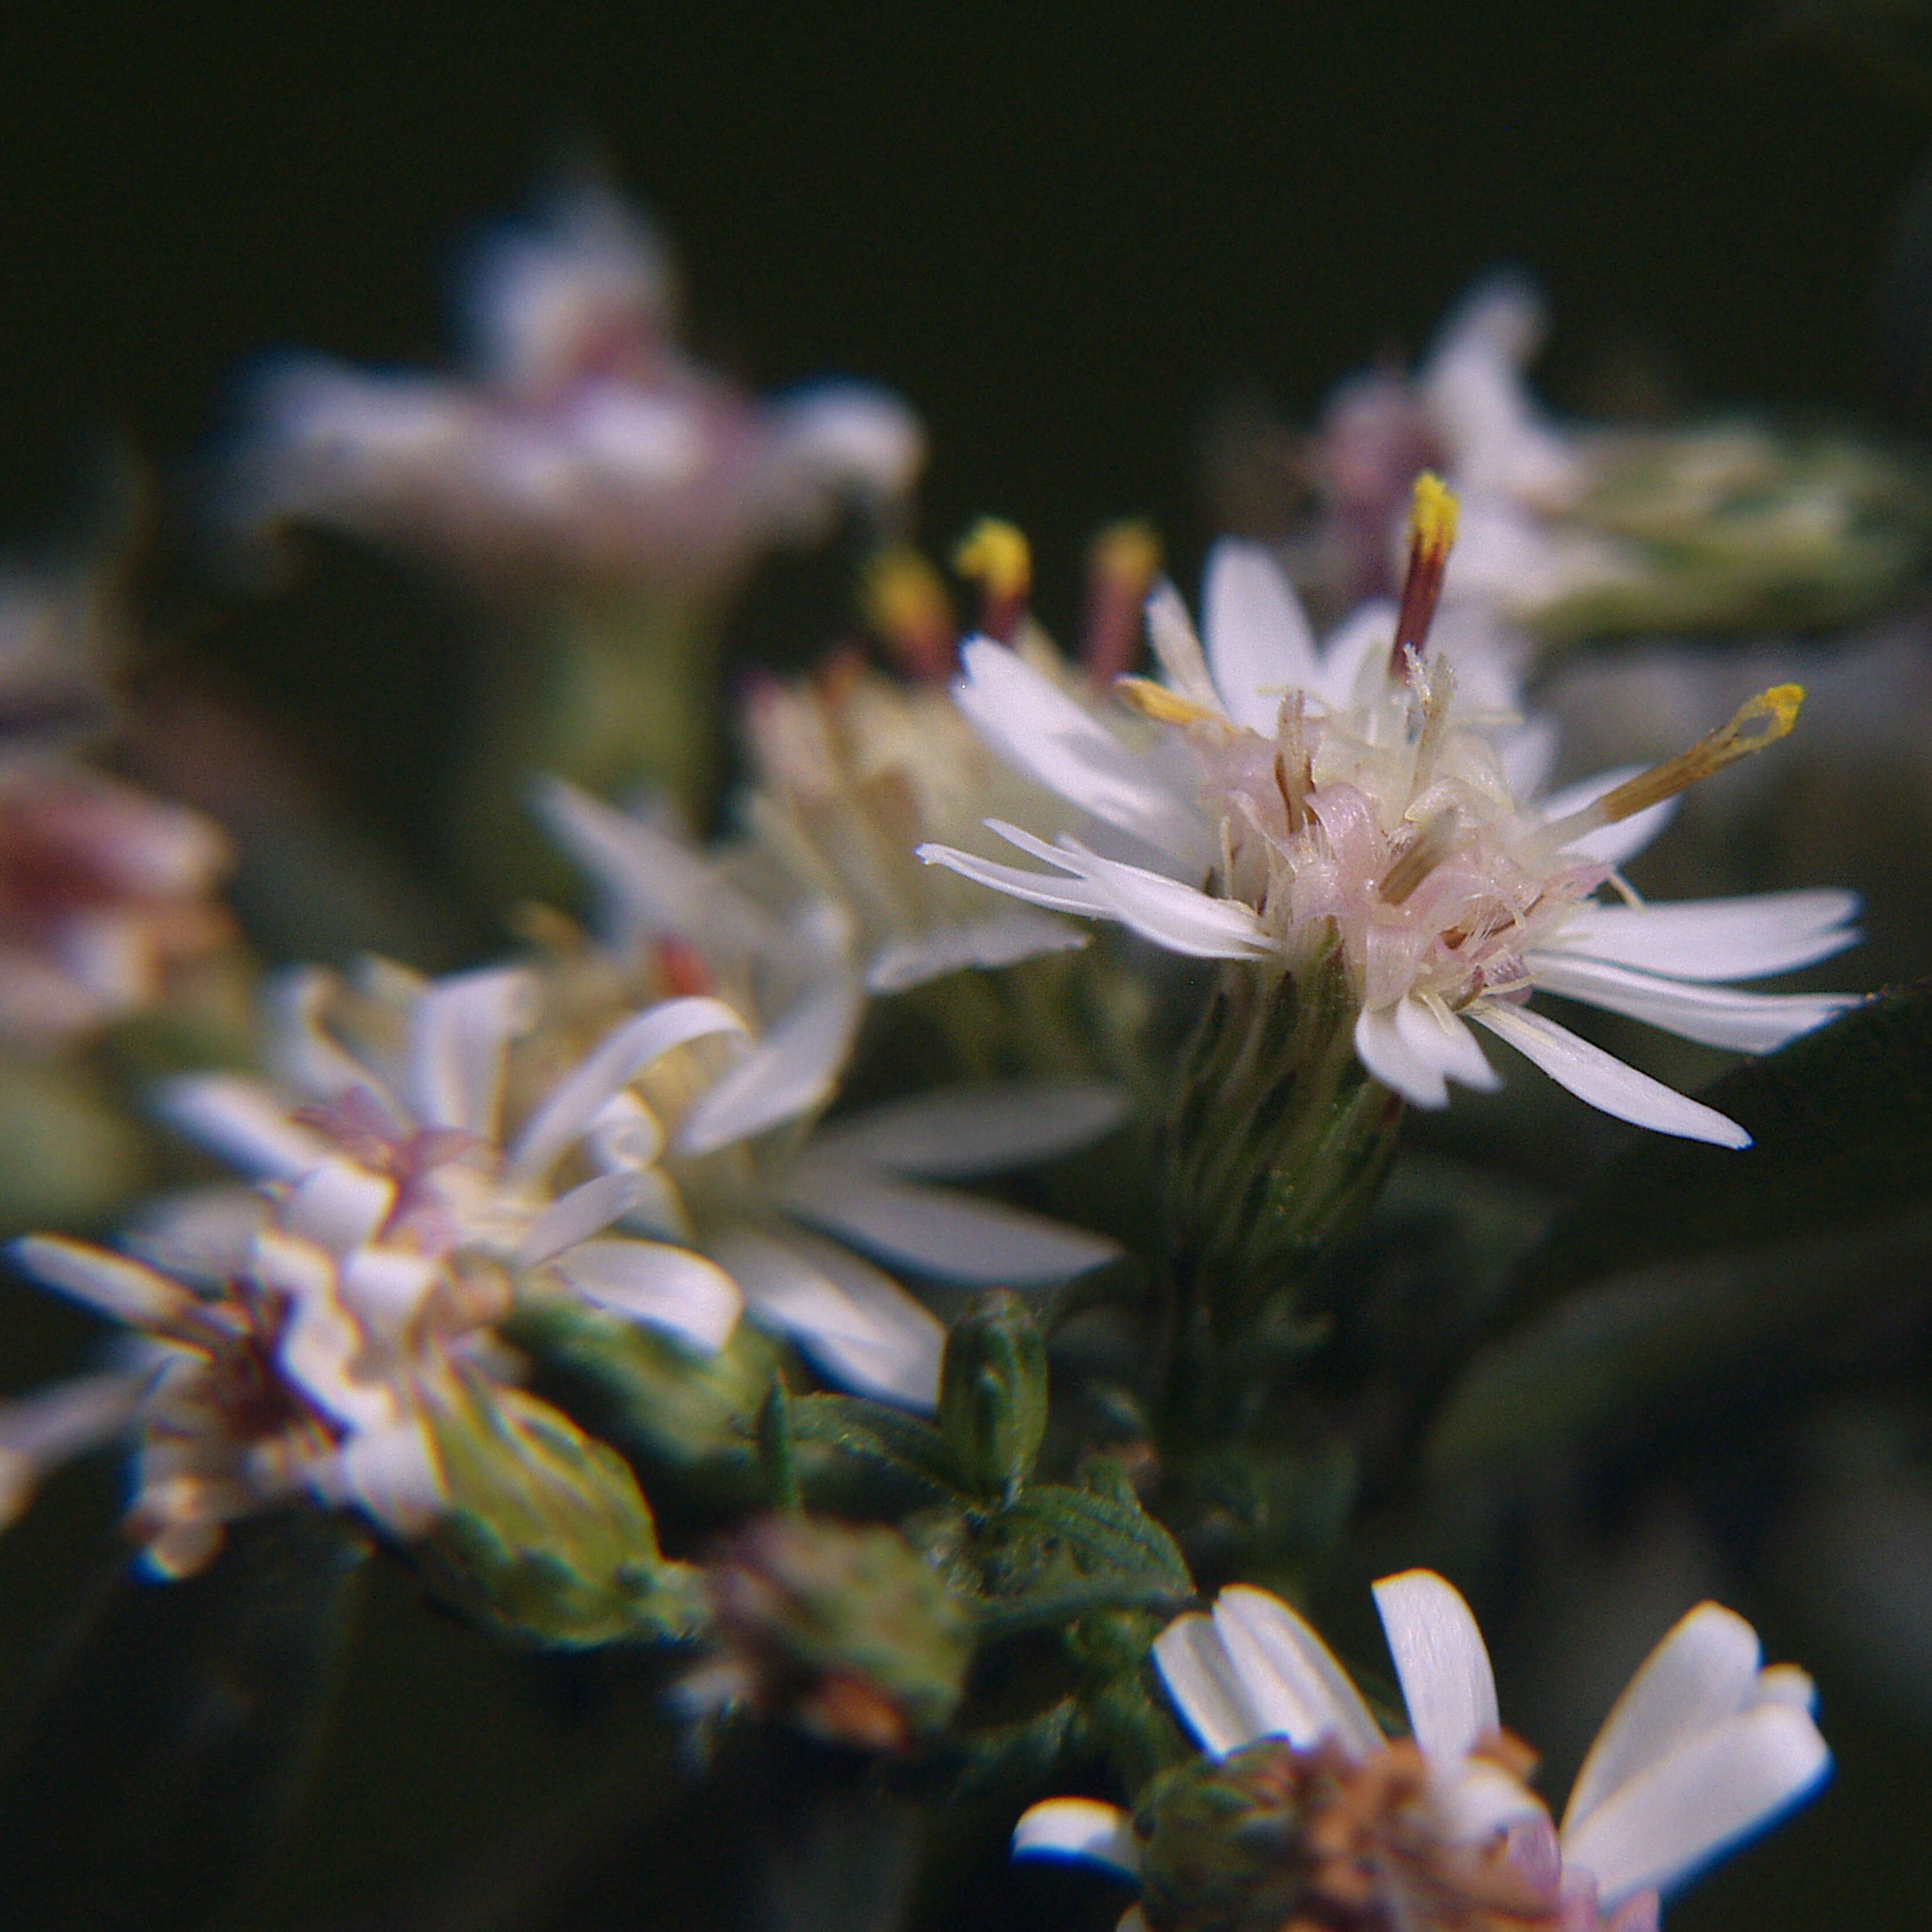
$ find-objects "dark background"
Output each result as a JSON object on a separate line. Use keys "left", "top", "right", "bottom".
{"left": 1, "top": 0, "right": 1927, "bottom": 609}
{"left": 0, "top": 5, "right": 1927, "bottom": 1929}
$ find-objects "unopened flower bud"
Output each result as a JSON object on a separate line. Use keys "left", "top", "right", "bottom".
{"left": 701, "top": 1515, "right": 971, "bottom": 1751}
{"left": 420, "top": 1374, "right": 703, "bottom": 1648}
{"left": 938, "top": 1288, "right": 1049, "bottom": 1501}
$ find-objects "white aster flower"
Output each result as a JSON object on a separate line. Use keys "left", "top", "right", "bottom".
{"left": 1015, "top": 1571, "right": 1829, "bottom": 1932}
{"left": 221, "top": 181, "right": 921, "bottom": 597}
{"left": 155, "top": 961, "right": 751, "bottom": 1357}
{"left": 535, "top": 782, "right": 1126, "bottom": 1409}
{"left": 1, "top": 1222, "right": 457, "bottom": 1574}
{"left": 920, "top": 486, "right": 1858, "bottom": 1147}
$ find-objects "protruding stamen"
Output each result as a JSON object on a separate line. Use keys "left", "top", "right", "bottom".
{"left": 1389, "top": 471, "right": 1459, "bottom": 680}
{"left": 954, "top": 518, "right": 1032, "bottom": 644}
{"left": 862, "top": 544, "right": 956, "bottom": 683}
{"left": 1571, "top": 684, "right": 1806, "bottom": 831}
{"left": 1081, "top": 519, "right": 1161, "bottom": 682}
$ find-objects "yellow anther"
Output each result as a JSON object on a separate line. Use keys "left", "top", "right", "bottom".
{"left": 1088, "top": 519, "right": 1161, "bottom": 595}
{"left": 953, "top": 518, "right": 1032, "bottom": 603}
{"left": 1407, "top": 471, "right": 1460, "bottom": 560}
{"left": 1591, "top": 684, "right": 1807, "bottom": 825}
{"left": 862, "top": 544, "right": 953, "bottom": 646}
{"left": 1115, "top": 675, "right": 1221, "bottom": 727}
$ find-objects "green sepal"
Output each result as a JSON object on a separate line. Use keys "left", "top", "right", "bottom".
{"left": 938, "top": 1288, "right": 1049, "bottom": 1501}
{"left": 419, "top": 1374, "right": 704, "bottom": 1648}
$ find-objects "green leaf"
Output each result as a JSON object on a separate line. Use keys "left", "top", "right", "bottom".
{"left": 1428, "top": 987, "right": 1932, "bottom": 1475}
{"left": 990, "top": 1473, "right": 1194, "bottom": 1597}
{"left": 1507, "top": 985, "right": 1932, "bottom": 1312}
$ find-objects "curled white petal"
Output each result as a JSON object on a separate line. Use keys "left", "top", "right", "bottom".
{"left": 675, "top": 974, "right": 863, "bottom": 1156}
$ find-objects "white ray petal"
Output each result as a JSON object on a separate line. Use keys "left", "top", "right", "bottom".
{"left": 953, "top": 638, "right": 1211, "bottom": 865}
{"left": 513, "top": 1171, "right": 645, "bottom": 1266}
{"left": 1012, "top": 1799, "right": 1142, "bottom": 1877}
{"left": 506, "top": 996, "right": 746, "bottom": 1183}
{"left": 405, "top": 965, "right": 535, "bottom": 1135}
{"left": 916, "top": 841, "right": 1114, "bottom": 918}
{"left": 8, "top": 1236, "right": 191, "bottom": 1328}
{"left": 337, "top": 1244, "right": 440, "bottom": 1329}
{"left": 532, "top": 776, "right": 776, "bottom": 959}
{"left": 1143, "top": 579, "right": 1225, "bottom": 713}
{"left": 311, "top": 1418, "right": 445, "bottom": 1536}
{"left": 264, "top": 967, "right": 384, "bottom": 1103}
{"left": 0, "top": 1371, "right": 148, "bottom": 1516}
{"left": 1313, "top": 598, "right": 1397, "bottom": 709}
{"left": 152, "top": 1073, "right": 333, "bottom": 1180}
{"left": 550, "top": 1238, "right": 742, "bottom": 1354}
{"left": 1210, "top": 1585, "right": 1383, "bottom": 1757}
{"left": 709, "top": 1225, "right": 945, "bottom": 1411}
{"left": 1398, "top": 996, "right": 1501, "bottom": 1092}
{"left": 1371, "top": 1570, "right": 1501, "bottom": 1761}
{"left": 1526, "top": 954, "right": 1855, "bottom": 1052}
{"left": 1431, "top": 1758, "right": 1549, "bottom": 1844}
{"left": 807, "top": 1082, "right": 1127, "bottom": 1178}
{"left": 1548, "top": 891, "right": 1862, "bottom": 982}
{"left": 1038, "top": 835, "right": 1274, "bottom": 960}
{"left": 866, "top": 911, "right": 1087, "bottom": 992}
{"left": 1202, "top": 540, "right": 1317, "bottom": 732}
{"left": 1466, "top": 1002, "right": 1751, "bottom": 1148}
{"left": 282, "top": 1157, "right": 397, "bottom": 1254}
{"left": 1153, "top": 1612, "right": 1269, "bottom": 1756}
{"left": 675, "top": 975, "right": 863, "bottom": 1156}
{"left": 1559, "top": 1703, "right": 1829, "bottom": 1906}
{"left": 777, "top": 1159, "right": 1120, "bottom": 1285}
{"left": 1563, "top": 1603, "right": 1766, "bottom": 1837}
{"left": 1355, "top": 1001, "right": 1448, "bottom": 1107}
{"left": 1538, "top": 767, "right": 1677, "bottom": 868}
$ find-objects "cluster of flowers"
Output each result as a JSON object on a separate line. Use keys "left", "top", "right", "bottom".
{"left": 0, "top": 184, "right": 1865, "bottom": 1927}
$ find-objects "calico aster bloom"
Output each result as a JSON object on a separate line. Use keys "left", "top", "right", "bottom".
{"left": 920, "top": 486, "right": 1858, "bottom": 1146}
{"left": 535, "top": 778, "right": 1125, "bottom": 1408}
{"left": 155, "top": 961, "right": 754, "bottom": 1355}
{"left": 1015, "top": 1572, "right": 1829, "bottom": 1932}
{"left": 223, "top": 183, "right": 921, "bottom": 596}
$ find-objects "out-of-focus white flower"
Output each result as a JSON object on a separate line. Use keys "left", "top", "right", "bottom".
{"left": 1015, "top": 1572, "right": 1829, "bottom": 1932}
{"left": 154, "top": 962, "right": 752, "bottom": 1357}
{"left": 1, "top": 1224, "right": 455, "bottom": 1574}
{"left": 536, "top": 781, "right": 1126, "bottom": 1409}
{"left": 1244, "top": 275, "right": 1932, "bottom": 642}
{"left": 222, "top": 183, "right": 923, "bottom": 596}
{"left": 921, "top": 488, "right": 1858, "bottom": 1147}
{"left": 0, "top": 572, "right": 235, "bottom": 1047}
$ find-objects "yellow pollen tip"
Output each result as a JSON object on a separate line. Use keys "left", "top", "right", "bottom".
{"left": 1090, "top": 518, "right": 1161, "bottom": 593}
{"left": 1114, "top": 674, "right": 1220, "bottom": 726}
{"left": 1594, "top": 683, "right": 1808, "bottom": 824}
{"left": 953, "top": 518, "right": 1032, "bottom": 601}
{"left": 1407, "top": 471, "right": 1459, "bottom": 558}
{"left": 861, "top": 544, "right": 952, "bottom": 641}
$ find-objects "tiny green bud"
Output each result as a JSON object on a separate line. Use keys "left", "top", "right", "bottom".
{"left": 938, "top": 1288, "right": 1049, "bottom": 1500}
{"left": 703, "top": 1515, "right": 972, "bottom": 1750}
{"left": 419, "top": 1373, "right": 704, "bottom": 1648}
